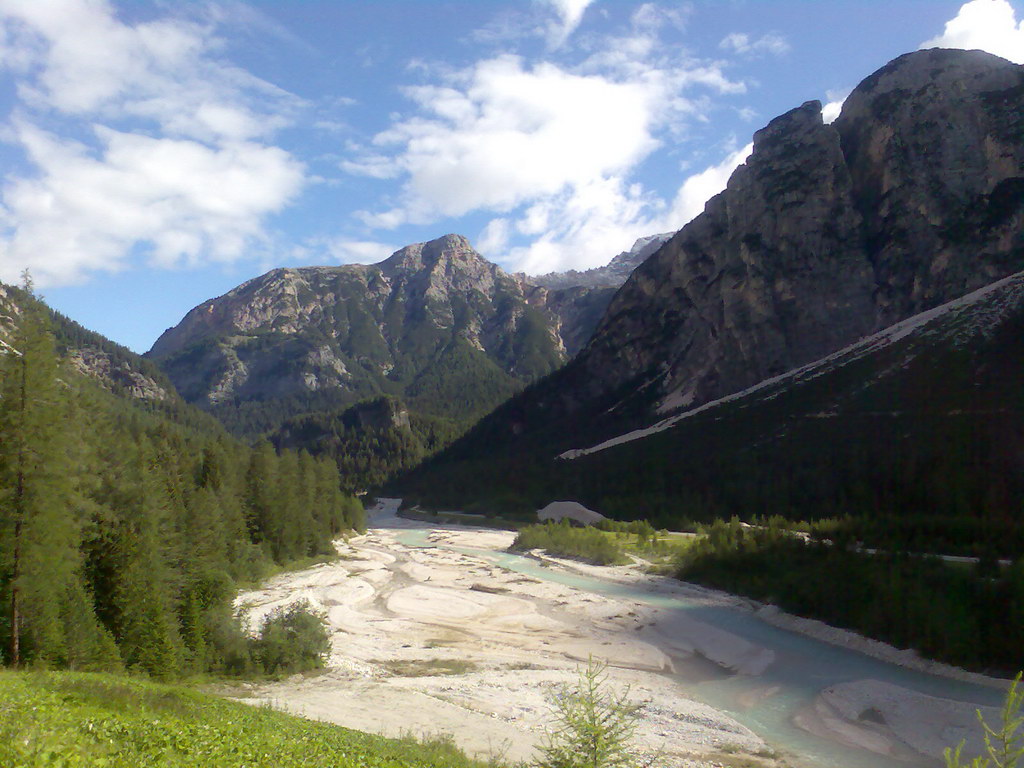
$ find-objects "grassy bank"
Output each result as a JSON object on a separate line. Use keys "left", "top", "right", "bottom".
{"left": 510, "top": 519, "right": 695, "bottom": 568}
{"left": 0, "top": 670, "right": 493, "bottom": 768}
{"left": 595, "top": 519, "right": 695, "bottom": 569}
{"left": 511, "top": 521, "right": 629, "bottom": 565}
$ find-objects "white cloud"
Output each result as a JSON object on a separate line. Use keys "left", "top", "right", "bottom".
{"left": 662, "top": 142, "right": 752, "bottom": 229}
{"left": 487, "top": 143, "right": 752, "bottom": 276}
{"left": 322, "top": 239, "right": 397, "bottom": 265}
{"left": 0, "top": 0, "right": 306, "bottom": 286}
{"left": 470, "top": 0, "right": 596, "bottom": 48}
{"left": 356, "top": 206, "right": 409, "bottom": 230}
{"left": 543, "top": 0, "right": 596, "bottom": 47}
{"left": 821, "top": 100, "right": 844, "bottom": 124}
{"left": 501, "top": 176, "right": 657, "bottom": 274}
{"left": 630, "top": 3, "right": 689, "bottom": 33}
{"left": 2, "top": 0, "right": 298, "bottom": 141}
{"left": 477, "top": 217, "right": 512, "bottom": 257}
{"left": 0, "top": 120, "right": 303, "bottom": 285}
{"left": 719, "top": 31, "right": 790, "bottom": 56}
{"left": 341, "top": 154, "right": 401, "bottom": 179}
{"left": 345, "top": 7, "right": 754, "bottom": 276}
{"left": 364, "top": 56, "right": 659, "bottom": 221}
{"left": 821, "top": 88, "right": 851, "bottom": 124}
{"left": 922, "top": 0, "right": 1024, "bottom": 64}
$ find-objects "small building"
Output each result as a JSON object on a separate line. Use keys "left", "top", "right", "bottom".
{"left": 536, "top": 501, "right": 606, "bottom": 527}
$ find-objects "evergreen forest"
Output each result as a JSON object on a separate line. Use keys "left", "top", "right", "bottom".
{"left": 0, "top": 289, "right": 364, "bottom": 677}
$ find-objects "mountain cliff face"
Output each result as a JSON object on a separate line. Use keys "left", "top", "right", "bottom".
{"left": 578, "top": 49, "right": 1024, "bottom": 419}
{"left": 398, "top": 265, "right": 1024, "bottom": 535}
{"left": 396, "top": 49, "right": 1024, "bottom": 509}
{"left": 451, "top": 49, "right": 1023, "bottom": 442}
{"left": 148, "top": 234, "right": 625, "bottom": 429}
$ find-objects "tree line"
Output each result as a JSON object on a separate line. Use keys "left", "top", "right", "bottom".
{"left": 0, "top": 291, "right": 364, "bottom": 677}
{"left": 271, "top": 400, "right": 465, "bottom": 493}
{"left": 677, "top": 519, "right": 1024, "bottom": 672}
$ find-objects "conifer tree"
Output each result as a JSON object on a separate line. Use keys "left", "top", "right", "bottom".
{"left": 0, "top": 282, "right": 82, "bottom": 667}
{"left": 0, "top": 281, "right": 368, "bottom": 674}
{"left": 276, "top": 449, "right": 306, "bottom": 560}
{"left": 244, "top": 441, "right": 277, "bottom": 551}
{"left": 111, "top": 442, "right": 183, "bottom": 678}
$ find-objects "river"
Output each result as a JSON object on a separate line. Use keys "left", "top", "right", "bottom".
{"left": 392, "top": 523, "right": 1007, "bottom": 768}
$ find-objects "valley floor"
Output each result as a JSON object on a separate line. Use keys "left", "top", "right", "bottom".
{"left": 230, "top": 501, "right": 1007, "bottom": 768}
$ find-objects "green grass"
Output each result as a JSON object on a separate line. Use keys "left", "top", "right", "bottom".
{"left": 236, "top": 552, "right": 342, "bottom": 590}
{"left": 0, "top": 670, "right": 495, "bottom": 768}
{"left": 603, "top": 530, "right": 696, "bottom": 567}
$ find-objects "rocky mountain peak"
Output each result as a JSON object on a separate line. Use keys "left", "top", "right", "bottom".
{"left": 147, "top": 230, "right": 590, "bottom": 419}
{"left": 751, "top": 99, "right": 823, "bottom": 150}
{"left": 441, "top": 47, "right": 1024, "bottom": 453}
{"left": 529, "top": 232, "right": 674, "bottom": 290}
{"left": 850, "top": 47, "right": 1018, "bottom": 103}
{"left": 584, "top": 47, "right": 1024, "bottom": 417}
{"left": 834, "top": 48, "right": 1024, "bottom": 319}
{"left": 371, "top": 234, "right": 504, "bottom": 313}
{"left": 381, "top": 234, "right": 483, "bottom": 273}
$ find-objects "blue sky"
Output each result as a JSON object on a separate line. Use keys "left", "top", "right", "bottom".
{"left": 0, "top": 0, "right": 1022, "bottom": 352}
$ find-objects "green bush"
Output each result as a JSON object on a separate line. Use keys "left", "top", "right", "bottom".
{"left": 251, "top": 601, "right": 330, "bottom": 675}
{"left": 535, "top": 657, "right": 643, "bottom": 768}
{"left": 676, "top": 521, "right": 1024, "bottom": 670}
{"left": 946, "top": 673, "right": 1023, "bottom": 768}
{"left": 511, "top": 522, "right": 626, "bottom": 565}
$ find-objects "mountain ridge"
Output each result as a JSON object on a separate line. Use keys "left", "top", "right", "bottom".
{"left": 394, "top": 48, "right": 1024, "bottom": 520}
{"left": 396, "top": 261, "right": 1024, "bottom": 551}
{"left": 146, "top": 232, "right": 669, "bottom": 432}
{"left": 560, "top": 268, "right": 1024, "bottom": 460}
{"left": 527, "top": 233, "right": 674, "bottom": 290}
{"left": 429, "top": 49, "right": 1024, "bottom": 453}
{"left": 1, "top": 282, "right": 178, "bottom": 406}
{"left": 143, "top": 230, "right": 683, "bottom": 488}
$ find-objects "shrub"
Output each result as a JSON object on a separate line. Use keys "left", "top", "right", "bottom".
{"left": 946, "top": 673, "right": 1023, "bottom": 768}
{"left": 535, "top": 657, "right": 645, "bottom": 768}
{"left": 251, "top": 601, "right": 330, "bottom": 675}
{"left": 511, "top": 522, "right": 626, "bottom": 565}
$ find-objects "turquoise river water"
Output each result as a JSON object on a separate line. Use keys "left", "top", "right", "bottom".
{"left": 393, "top": 527, "right": 1005, "bottom": 768}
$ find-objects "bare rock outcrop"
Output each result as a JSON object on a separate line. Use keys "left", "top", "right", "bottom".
{"left": 556, "top": 49, "right": 1024, "bottom": 418}
{"left": 147, "top": 235, "right": 620, "bottom": 416}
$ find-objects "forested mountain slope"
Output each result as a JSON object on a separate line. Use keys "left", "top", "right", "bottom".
{"left": 267, "top": 396, "right": 461, "bottom": 493}
{"left": 0, "top": 286, "right": 363, "bottom": 675}
{"left": 148, "top": 234, "right": 617, "bottom": 431}
{"left": 1, "top": 283, "right": 175, "bottom": 405}
{"left": 401, "top": 267, "right": 1024, "bottom": 554}
{"left": 396, "top": 49, "right": 1024, "bottom": 537}
{"left": 147, "top": 233, "right": 656, "bottom": 488}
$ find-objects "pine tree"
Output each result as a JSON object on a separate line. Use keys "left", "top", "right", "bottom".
{"left": 0, "top": 284, "right": 82, "bottom": 667}
{"left": 110, "top": 441, "right": 183, "bottom": 678}
{"left": 244, "top": 441, "right": 277, "bottom": 552}
{"left": 536, "top": 657, "right": 646, "bottom": 768}
{"left": 275, "top": 449, "right": 307, "bottom": 561}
